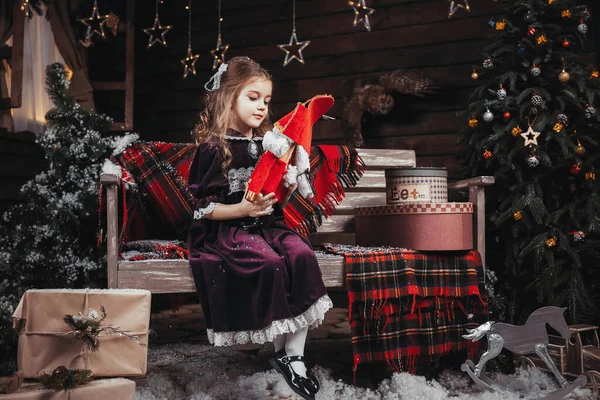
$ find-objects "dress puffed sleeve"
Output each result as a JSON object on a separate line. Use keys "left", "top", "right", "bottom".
{"left": 188, "top": 142, "right": 229, "bottom": 219}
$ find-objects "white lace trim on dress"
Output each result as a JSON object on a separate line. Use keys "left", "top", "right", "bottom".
{"left": 206, "top": 294, "right": 334, "bottom": 347}
{"left": 225, "top": 135, "right": 263, "bottom": 141}
{"left": 193, "top": 202, "right": 218, "bottom": 219}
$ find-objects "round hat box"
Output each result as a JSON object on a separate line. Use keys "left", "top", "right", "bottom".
{"left": 355, "top": 202, "right": 473, "bottom": 251}
{"left": 385, "top": 167, "right": 448, "bottom": 204}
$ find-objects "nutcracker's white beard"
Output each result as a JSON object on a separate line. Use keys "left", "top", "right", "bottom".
{"left": 262, "top": 127, "right": 293, "bottom": 158}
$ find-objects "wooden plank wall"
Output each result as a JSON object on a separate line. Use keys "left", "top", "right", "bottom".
{"left": 133, "top": 0, "right": 504, "bottom": 176}
{"left": 133, "top": 0, "right": 597, "bottom": 177}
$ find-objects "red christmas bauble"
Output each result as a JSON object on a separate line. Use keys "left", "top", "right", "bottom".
{"left": 503, "top": 111, "right": 511, "bottom": 119}
{"left": 562, "top": 39, "right": 570, "bottom": 48}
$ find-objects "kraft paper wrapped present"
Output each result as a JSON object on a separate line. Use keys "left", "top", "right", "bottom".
{"left": 12, "top": 289, "right": 151, "bottom": 378}
{"left": 0, "top": 378, "right": 135, "bottom": 400}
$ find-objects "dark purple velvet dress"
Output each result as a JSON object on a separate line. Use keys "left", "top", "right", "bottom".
{"left": 187, "top": 130, "right": 332, "bottom": 347}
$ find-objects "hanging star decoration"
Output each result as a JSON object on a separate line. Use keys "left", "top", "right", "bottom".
{"left": 181, "top": 46, "right": 200, "bottom": 79}
{"left": 143, "top": 2, "right": 172, "bottom": 48}
{"left": 79, "top": 0, "right": 109, "bottom": 43}
{"left": 278, "top": 31, "right": 310, "bottom": 66}
{"left": 210, "top": 35, "right": 230, "bottom": 70}
{"left": 349, "top": 0, "right": 375, "bottom": 31}
{"left": 448, "top": 0, "right": 471, "bottom": 18}
{"left": 521, "top": 125, "right": 541, "bottom": 146}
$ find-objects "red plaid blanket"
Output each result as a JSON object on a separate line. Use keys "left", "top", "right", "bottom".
{"left": 101, "top": 142, "right": 364, "bottom": 247}
{"left": 322, "top": 244, "right": 487, "bottom": 382}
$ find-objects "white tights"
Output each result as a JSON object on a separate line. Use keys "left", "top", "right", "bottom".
{"left": 273, "top": 326, "right": 309, "bottom": 377}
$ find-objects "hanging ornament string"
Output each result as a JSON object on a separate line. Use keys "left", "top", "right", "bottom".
{"left": 210, "top": 0, "right": 230, "bottom": 71}
{"left": 349, "top": 0, "right": 375, "bottom": 31}
{"left": 277, "top": 0, "right": 311, "bottom": 66}
{"left": 181, "top": 0, "right": 200, "bottom": 79}
{"left": 143, "top": 0, "right": 172, "bottom": 48}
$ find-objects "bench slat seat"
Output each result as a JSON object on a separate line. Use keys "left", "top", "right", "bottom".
{"left": 101, "top": 147, "right": 493, "bottom": 293}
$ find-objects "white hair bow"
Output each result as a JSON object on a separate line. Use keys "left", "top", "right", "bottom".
{"left": 204, "top": 63, "right": 228, "bottom": 91}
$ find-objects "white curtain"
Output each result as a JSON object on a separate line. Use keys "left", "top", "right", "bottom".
{"left": 6, "top": 9, "right": 64, "bottom": 133}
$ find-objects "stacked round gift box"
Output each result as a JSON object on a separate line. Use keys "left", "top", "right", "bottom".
{"left": 355, "top": 167, "right": 473, "bottom": 251}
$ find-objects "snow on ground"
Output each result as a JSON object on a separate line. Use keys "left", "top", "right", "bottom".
{"left": 135, "top": 343, "right": 596, "bottom": 400}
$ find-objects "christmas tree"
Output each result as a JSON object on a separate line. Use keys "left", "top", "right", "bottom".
{"left": 0, "top": 63, "right": 137, "bottom": 374}
{"left": 458, "top": 1, "right": 600, "bottom": 324}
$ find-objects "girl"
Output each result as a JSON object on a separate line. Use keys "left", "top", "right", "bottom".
{"left": 187, "top": 56, "right": 332, "bottom": 400}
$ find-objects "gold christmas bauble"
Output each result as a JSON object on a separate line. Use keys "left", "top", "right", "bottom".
{"left": 471, "top": 71, "right": 479, "bottom": 80}
{"left": 468, "top": 117, "right": 478, "bottom": 128}
{"left": 545, "top": 237, "right": 557, "bottom": 247}
{"left": 513, "top": 210, "right": 522, "bottom": 220}
{"left": 575, "top": 141, "right": 585, "bottom": 155}
{"left": 559, "top": 70, "right": 570, "bottom": 82}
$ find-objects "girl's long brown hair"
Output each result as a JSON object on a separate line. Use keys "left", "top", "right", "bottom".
{"left": 192, "top": 57, "right": 273, "bottom": 173}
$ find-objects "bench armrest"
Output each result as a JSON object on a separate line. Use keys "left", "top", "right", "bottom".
{"left": 447, "top": 176, "right": 495, "bottom": 191}
{"left": 100, "top": 173, "right": 120, "bottom": 288}
{"left": 448, "top": 176, "right": 495, "bottom": 270}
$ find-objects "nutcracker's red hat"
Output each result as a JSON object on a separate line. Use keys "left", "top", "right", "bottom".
{"left": 273, "top": 94, "right": 334, "bottom": 151}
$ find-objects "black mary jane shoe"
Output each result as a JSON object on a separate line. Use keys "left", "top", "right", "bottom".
{"left": 305, "top": 370, "right": 320, "bottom": 395}
{"left": 269, "top": 349, "right": 315, "bottom": 400}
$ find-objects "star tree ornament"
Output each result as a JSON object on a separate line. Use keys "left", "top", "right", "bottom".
{"left": 181, "top": 0, "right": 200, "bottom": 78}
{"left": 349, "top": 0, "right": 375, "bottom": 31}
{"left": 448, "top": 0, "right": 471, "bottom": 18}
{"left": 143, "top": 0, "right": 172, "bottom": 48}
{"left": 210, "top": 0, "right": 230, "bottom": 70}
{"left": 278, "top": 0, "right": 310, "bottom": 66}
{"left": 79, "top": 0, "right": 109, "bottom": 43}
{"left": 521, "top": 125, "right": 541, "bottom": 146}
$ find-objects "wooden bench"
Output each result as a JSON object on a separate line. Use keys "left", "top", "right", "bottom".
{"left": 100, "top": 148, "right": 494, "bottom": 293}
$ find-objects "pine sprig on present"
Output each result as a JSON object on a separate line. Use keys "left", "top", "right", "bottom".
{"left": 63, "top": 306, "right": 146, "bottom": 352}
{"left": 39, "top": 366, "right": 92, "bottom": 391}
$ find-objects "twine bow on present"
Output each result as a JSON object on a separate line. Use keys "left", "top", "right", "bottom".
{"left": 62, "top": 305, "right": 147, "bottom": 371}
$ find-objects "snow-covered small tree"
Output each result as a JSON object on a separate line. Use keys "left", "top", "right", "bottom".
{"left": 0, "top": 63, "right": 137, "bottom": 374}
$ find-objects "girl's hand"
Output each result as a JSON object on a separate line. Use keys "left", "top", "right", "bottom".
{"left": 242, "top": 180, "right": 277, "bottom": 217}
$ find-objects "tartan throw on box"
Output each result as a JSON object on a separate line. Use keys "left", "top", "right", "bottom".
{"left": 322, "top": 244, "right": 488, "bottom": 382}
{"left": 12, "top": 289, "right": 151, "bottom": 378}
{"left": 101, "top": 142, "right": 364, "bottom": 247}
